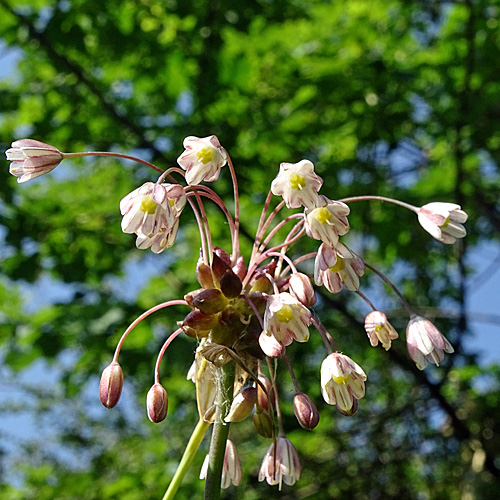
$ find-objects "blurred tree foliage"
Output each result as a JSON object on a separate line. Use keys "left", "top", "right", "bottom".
{"left": 0, "top": 0, "right": 499, "bottom": 498}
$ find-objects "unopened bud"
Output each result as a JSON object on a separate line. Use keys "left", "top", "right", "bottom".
{"left": 99, "top": 362, "right": 124, "bottom": 409}
{"left": 196, "top": 259, "right": 215, "bottom": 289}
{"left": 253, "top": 408, "right": 274, "bottom": 438}
{"left": 225, "top": 387, "right": 257, "bottom": 422}
{"left": 293, "top": 392, "right": 320, "bottom": 430}
{"left": 192, "top": 288, "right": 228, "bottom": 314}
{"left": 289, "top": 273, "right": 316, "bottom": 307}
{"left": 211, "top": 252, "right": 231, "bottom": 281}
{"left": 336, "top": 398, "right": 359, "bottom": 417}
{"left": 220, "top": 269, "right": 243, "bottom": 298}
{"left": 184, "top": 288, "right": 203, "bottom": 307}
{"left": 232, "top": 255, "right": 247, "bottom": 281}
{"left": 257, "top": 374, "right": 275, "bottom": 412}
{"left": 181, "top": 309, "right": 219, "bottom": 333}
{"left": 147, "top": 383, "right": 168, "bottom": 423}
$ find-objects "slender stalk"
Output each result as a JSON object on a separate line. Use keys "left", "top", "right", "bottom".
{"left": 63, "top": 151, "right": 164, "bottom": 173}
{"left": 161, "top": 417, "right": 211, "bottom": 500}
{"left": 154, "top": 328, "right": 183, "bottom": 384}
{"left": 204, "top": 361, "right": 236, "bottom": 500}
{"left": 338, "top": 194, "right": 418, "bottom": 212}
{"left": 225, "top": 152, "right": 241, "bottom": 265}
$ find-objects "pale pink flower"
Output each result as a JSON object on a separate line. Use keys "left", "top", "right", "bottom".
{"left": 135, "top": 220, "right": 179, "bottom": 253}
{"left": 288, "top": 272, "right": 316, "bottom": 307}
{"left": 200, "top": 439, "right": 242, "bottom": 489}
{"left": 271, "top": 159, "right": 323, "bottom": 209}
{"left": 6, "top": 139, "right": 64, "bottom": 183}
{"left": 258, "top": 331, "right": 285, "bottom": 358}
{"left": 177, "top": 135, "right": 227, "bottom": 185}
{"left": 314, "top": 243, "right": 365, "bottom": 293}
{"left": 258, "top": 436, "right": 301, "bottom": 488}
{"left": 261, "top": 292, "right": 311, "bottom": 355}
{"left": 320, "top": 352, "right": 367, "bottom": 412}
{"left": 417, "top": 202, "right": 468, "bottom": 244}
{"left": 304, "top": 195, "right": 350, "bottom": 246}
{"left": 406, "top": 315, "right": 454, "bottom": 370}
{"left": 364, "top": 311, "right": 398, "bottom": 350}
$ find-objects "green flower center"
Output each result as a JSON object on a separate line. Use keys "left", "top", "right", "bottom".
{"left": 439, "top": 216, "right": 450, "bottom": 229}
{"left": 197, "top": 147, "right": 216, "bottom": 164}
{"left": 329, "top": 255, "right": 344, "bottom": 273}
{"left": 276, "top": 304, "right": 294, "bottom": 323}
{"left": 140, "top": 195, "right": 157, "bottom": 214}
{"left": 333, "top": 373, "right": 351, "bottom": 385}
{"left": 314, "top": 207, "right": 332, "bottom": 225}
{"left": 289, "top": 173, "right": 306, "bottom": 190}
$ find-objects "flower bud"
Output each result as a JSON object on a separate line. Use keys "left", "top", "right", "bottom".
{"left": 232, "top": 255, "right": 247, "bottom": 281}
{"left": 147, "top": 383, "right": 168, "bottom": 423}
{"left": 99, "top": 362, "right": 124, "bottom": 409}
{"left": 289, "top": 272, "right": 317, "bottom": 307}
{"left": 181, "top": 309, "right": 219, "bottom": 333}
{"left": 196, "top": 259, "right": 215, "bottom": 289}
{"left": 253, "top": 408, "right": 274, "bottom": 438}
{"left": 225, "top": 387, "right": 257, "bottom": 422}
{"left": 293, "top": 392, "right": 320, "bottom": 430}
{"left": 257, "top": 373, "right": 275, "bottom": 412}
{"left": 211, "top": 252, "right": 231, "bottom": 281}
{"left": 219, "top": 269, "right": 243, "bottom": 298}
{"left": 192, "top": 288, "right": 228, "bottom": 314}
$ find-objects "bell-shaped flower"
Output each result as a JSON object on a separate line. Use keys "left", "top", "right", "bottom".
{"left": 417, "top": 202, "right": 468, "bottom": 244}
{"left": 120, "top": 182, "right": 174, "bottom": 236}
{"left": 364, "top": 310, "right": 398, "bottom": 350}
{"left": 177, "top": 135, "right": 227, "bottom": 185}
{"left": 271, "top": 159, "right": 323, "bottom": 209}
{"left": 6, "top": 139, "right": 64, "bottom": 183}
{"left": 200, "top": 439, "right": 242, "bottom": 489}
{"left": 261, "top": 292, "right": 311, "bottom": 355}
{"left": 135, "top": 220, "right": 179, "bottom": 254}
{"left": 258, "top": 436, "right": 301, "bottom": 488}
{"left": 304, "top": 195, "right": 350, "bottom": 247}
{"left": 320, "top": 352, "right": 367, "bottom": 412}
{"left": 314, "top": 243, "right": 365, "bottom": 293}
{"left": 406, "top": 315, "right": 454, "bottom": 370}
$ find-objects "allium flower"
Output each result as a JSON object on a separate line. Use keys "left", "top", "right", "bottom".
{"left": 200, "top": 439, "right": 242, "bottom": 489}
{"left": 135, "top": 220, "right": 180, "bottom": 253}
{"left": 271, "top": 159, "right": 323, "bottom": 209}
{"left": 177, "top": 135, "right": 227, "bottom": 185}
{"left": 6, "top": 139, "right": 64, "bottom": 183}
{"left": 314, "top": 242, "right": 365, "bottom": 293}
{"left": 304, "top": 195, "right": 350, "bottom": 247}
{"left": 417, "top": 202, "right": 468, "bottom": 244}
{"left": 258, "top": 436, "right": 301, "bottom": 488}
{"left": 120, "top": 182, "right": 174, "bottom": 236}
{"left": 261, "top": 292, "right": 311, "bottom": 355}
{"left": 320, "top": 352, "right": 366, "bottom": 412}
{"left": 364, "top": 311, "right": 398, "bottom": 350}
{"left": 406, "top": 315, "right": 454, "bottom": 370}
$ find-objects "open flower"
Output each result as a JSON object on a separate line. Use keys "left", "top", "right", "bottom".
{"left": 271, "top": 159, "right": 323, "bottom": 209}
{"left": 406, "top": 315, "right": 454, "bottom": 370}
{"left": 417, "top": 202, "right": 468, "bottom": 244}
{"left": 258, "top": 436, "right": 301, "bottom": 488}
{"left": 364, "top": 311, "right": 398, "bottom": 350}
{"left": 320, "top": 352, "right": 366, "bottom": 412}
{"left": 200, "top": 439, "right": 242, "bottom": 489}
{"left": 261, "top": 292, "right": 311, "bottom": 355}
{"left": 177, "top": 135, "right": 227, "bottom": 185}
{"left": 304, "top": 195, "right": 350, "bottom": 247}
{"left": 314, "top": 242, "right": 365, "bottom": 293}
{"left": 6, "top": 139, "right": 64, "bottom": 183}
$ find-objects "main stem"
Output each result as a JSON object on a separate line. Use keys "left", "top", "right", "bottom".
{"left": 204, "top": 361, "right": 236, "bottom": 500}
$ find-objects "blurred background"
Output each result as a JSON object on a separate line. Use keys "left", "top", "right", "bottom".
{"left": 0, "top": 0, "right": 499, "bottom": 498}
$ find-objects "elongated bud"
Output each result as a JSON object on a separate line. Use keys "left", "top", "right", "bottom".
{"left": 220, "top": 269, "right": 243, "bottom": 298}
{"left": 225, "top": 387, "right": 257, "bottom": 422}
{"left": 293, "top": 392, "right": 320, "bottom": 430}
{"left": 192, "top": 288, "right": 228, "bottom": 314}
{"left": 253, "top": 408, "right": 274, "bottom": 438}
{"left": 211, "top": 252, "right": 231, "bottom": 281}
{"left": 232, "top": 255, "right": 247, "bottom": 281}
{"left": 257, "top": 373, "right": 275, "bottom": 412}
{"left": 147, "top": 383, "right": 168, "bottom": 423}
{"left": 289, "top": 273, "right": 316, "bottom": 307}
{"left": 181, "top": 309, "right": 219, "bottom": 332}
{"left": 196, "top": 259, "right": 215, "bottom": 289}
{"left": 99, "top": 362, "right": 124, "bottom": 409}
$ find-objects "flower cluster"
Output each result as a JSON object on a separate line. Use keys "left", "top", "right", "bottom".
{"left": 6, "top": 134, "right": 468, "bottom": 495}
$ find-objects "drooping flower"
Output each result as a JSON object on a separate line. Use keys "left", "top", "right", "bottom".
{"left": 271, "top": 159, "right": 323, "bottom": 209}
{"left": 258, "top": 436, "right": 301, "bottom": 488}
{"left": 6, "top": 139, "right": 64, "bottom": 183}
{"left": 200, "top": 439, "right": 242, "bottom": 489}
{"left": 120, "top": 182, "right": 174, "bottom": 236}
{"left": 177, "top": 135, "right": 227, "bottom": 185}
{"left": 135, "top": 220, "right": 180, "bottom": 253}
{"left": 364, "top": 311, "right": 398, "bottom": 350}
{"left": 304, "top": 195, "right": 350, "bottom": 247}
{"left": 406, "top": 315, "right": 454, "bottom": 370}
{"left": 417, "top": 202, "right": 468, "bottom": 244}
{"left": 314, "top": 242, "right": 365, "bottom": 293}
{"left": 288, "top": 272, "right": 316, "bottom": 307}
{"left": 261, "top": 292, "right": 311, "bottom": 355}
{"left": 320, "top": 352, "right": 367, "bottom": 412}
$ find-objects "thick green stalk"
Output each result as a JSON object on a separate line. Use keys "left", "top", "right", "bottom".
{"left": 204, "top": 361, "right": 236, "bottom": 500}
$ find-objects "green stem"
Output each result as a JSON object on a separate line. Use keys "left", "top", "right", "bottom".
{"left": 161, "top": 417, "right": 211, "bottom": 500}
{"left": 204, "top": 362, "right": 236, "bottom": 500}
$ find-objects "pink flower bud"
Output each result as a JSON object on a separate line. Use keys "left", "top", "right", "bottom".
{"left": 211, "top": 251, "right": 231, "bottom": 281}
{"left": 232, "top": 255, "right": 247, "bottom": 281}
{"left": 289, "top": 272, "right": 316, "bottom": 307}
{"left": 196, "top": 259, "right": 216, "bottom": 289}
{"left": 219, "top": 269, "right": 243, "bottom": 298}
{"left": 192, "top": 288, "right": 228, "bottom": 314}
{"left": 225, "top": 387, "right": 257, "bottom": 422}
{"left": 147, "top": 383, "right": 168, "bottom": 423}
{"left": 257, "top": 373, "right": 275, "bottom": 412}
{"left": 293, "top": 392, "right": 320, "bottom": 430}
{"left": 181, "top": 309, "right": 219, "bottom": 335}
{"left": 99, "top": 362, "right": 124, "bottom": 409}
